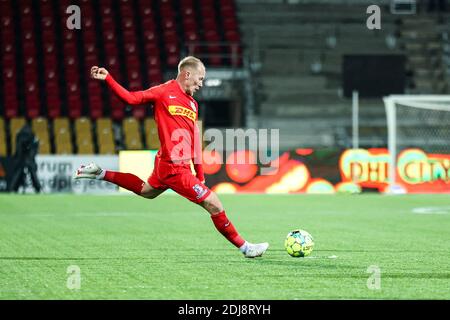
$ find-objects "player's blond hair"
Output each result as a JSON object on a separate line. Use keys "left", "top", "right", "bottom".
{"left": 178, "top": 56, "right": 204, "bottom": 74}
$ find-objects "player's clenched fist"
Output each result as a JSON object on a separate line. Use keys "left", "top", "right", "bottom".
{"left": 90, "top": 66, "right": 108, "bottom": 80}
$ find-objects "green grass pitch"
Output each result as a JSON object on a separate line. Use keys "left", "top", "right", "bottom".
{"left": 0, "top": 194, "right": 449, "bottom": 299}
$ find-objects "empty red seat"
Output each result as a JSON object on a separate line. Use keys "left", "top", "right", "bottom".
{"left": 68, "top": 97, "right": 83, "bottom": 119}
{"left": 47, "top": 99, "right": 62, "bottom": 119}
{"left": 202, "top": 18, "right": 218, "bottom": 31}
{"left": 225, "top": 30, "right": 240, "bottom": 42}
{"left": 166, "top": 54, "right": 179, "bottom": 67}
{"left": 110, "top": 95, "right": 125, "bottom": 120}
{"left": 88, "top": 82, "right": 102, "bottom": 96}
{"left": 123, "top": 30, "right": 137, "bottom": 43}
{"left": 89, "top": 97, "right": 104, "bottom": 119}
{"left": 204, "top": 30, "right": 221, "bottom": 42}
{"left": 132, "top": 106, "right": 146, "bottom": 120}
{"left": 185, "top": 31, "right": 199, "bottom": 42}
{"left": 148, "top": 68, "right": 163, "bottom": 83}
{"left": 25, "top": 85, "right": 41, "bottom": 118}
{"left": 143, "top": 30, "right": 158, "bottom": 42}
{"left": 146, "top": 56, "right": 161, "bottom": 69}
{"left": 223, "top": 16, "right": 238, "bottom": 30}
{"left": 200, "top": 6, "right": 216, "bottom": 20}
{"left": 208, "top": 56, "right": 222, "bottom": 66}
{"left": 120, "top": 5, "right": 134, "bottom": 18}
{"left": 142, "top": 17, "right": 157, "bottom": 31}
{"left": 199, "top": 0, "right": 215, "bottom": 5}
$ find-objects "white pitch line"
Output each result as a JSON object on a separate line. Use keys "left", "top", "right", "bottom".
{"left": 412, "top": 207, "right": 450, "bottom": 215}
{"left": 304, "top": 255, "right": 338, "bottom": 259}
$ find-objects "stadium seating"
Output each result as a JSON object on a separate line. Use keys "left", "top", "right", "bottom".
{"left": 0, "top": 1, "right": 240, "bottom": 154}
{"left": 96, "top": 118, "right": 116, "bottom": 154}
{"left": 123, "top": 117, "right": 143, "bottom": 150}
{"left": 0, "top": 117, "right": 6, "bottom": 156}
{"left": 75, "top": 117, "right": 95, "bottom": 154}
{"left": 144, "top": 118, "right": 161, "bottom": 150}
{"left": 53, "top": 117, "right": 73, "bottom": 154}
{"left": 0, "top": 115, "right": 207, "bottom": 155}
{"left": 1, "top": 0, "right": 242, "bottom": 120}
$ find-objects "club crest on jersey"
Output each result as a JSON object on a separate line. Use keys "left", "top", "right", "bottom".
{"left": 193, "top": 184, "right": 207, "bottom": 199}
{"left": 190, "top": 101, "right": 197, "bottom": 112}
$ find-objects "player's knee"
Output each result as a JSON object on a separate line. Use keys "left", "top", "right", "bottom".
{"left": 140, "top": 183, "right": 159, "bottom": 199}
{"left": 141, "top": 191, "right": 158, "bottom": 199}
{"left": 202, "top": 192, "right": 224, "bottom": 214}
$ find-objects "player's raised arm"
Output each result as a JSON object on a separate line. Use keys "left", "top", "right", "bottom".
{"left": 90, "top": 65, "right": 156, "bottom": 105}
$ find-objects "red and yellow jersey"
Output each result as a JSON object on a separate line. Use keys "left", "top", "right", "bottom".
{"left": 105, "top": 75, "right": 201, "bottom": 164}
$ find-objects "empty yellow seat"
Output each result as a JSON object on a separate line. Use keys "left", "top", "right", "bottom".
{"left": 123, "top": 117, "right": 143, "bottom": 150}
{"left": 75, "top": 117, "right": 92, "bottom": 134}
{"left": 56, "top": 143, "right": 73, "bottom": 154}
{"left": 75, "top": 117, "right": 94, "bottom": 154}
{"left": 53, "top": 118, "right": 73, "bottom": 154}
{"left": 0, "top": 117, "right": 6, "bottom": 156}
{"left": 98, "top": 143, "right": 115, "bottom": 154}
{"left": 77, "top": 137, "right": 94, "bottom": 154}
{"left": 96, "top": 118, "right": 115, "bottom": 154}
{"left": 31, "top": 117, "right": 51, "bottom": 154}
{"left": 144, "top": 118, "right": 160, "bottom": 150}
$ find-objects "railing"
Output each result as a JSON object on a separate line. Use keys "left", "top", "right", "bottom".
{"left": 185, "top": 42, "right": 242, "bottom": 68}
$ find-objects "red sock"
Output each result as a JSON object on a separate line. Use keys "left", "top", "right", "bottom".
{"left": 104, "top": 171, "right": 145, "bottom": 195}
{"left": 211, "top": 211, "right": 245, "bottom": 248}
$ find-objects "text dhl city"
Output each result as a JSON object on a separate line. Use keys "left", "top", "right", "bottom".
{"left": 342, "top": 150, "right": 450, "bottom": 184}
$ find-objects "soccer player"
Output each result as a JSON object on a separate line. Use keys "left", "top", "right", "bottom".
{"left": 74, "top": 56, "right": 269, "bottom": 258}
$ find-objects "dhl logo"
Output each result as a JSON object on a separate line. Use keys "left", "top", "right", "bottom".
{"left": 168, "top": 105, "right": 196, "bottom": 122}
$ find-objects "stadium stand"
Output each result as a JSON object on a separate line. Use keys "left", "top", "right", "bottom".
{"left": 398, "top": 16, "right": 449, "bottom": 94}
{"left": 53, "top": 117, "right": 73, "bottom": 154}
{"left": 0, "top": 0, "right": 241, "bottom": 155}
{"left": 74, "top": 117, "right": 94, "bottom": 154}
{"left": 237, "top": 1, "right": 449, "bottom": 149}
{"left": 144, "top": 118, "right": 161, "bottom": 150}
{"left": 96, "top": 118, "right": 116, "bottom": 154}
{"left": 123, "top": 117, "right": 143, "bottom": 150}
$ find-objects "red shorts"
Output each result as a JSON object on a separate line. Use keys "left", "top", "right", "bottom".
{"left": 148, "top": 155, "right": 211, "bottom": 204}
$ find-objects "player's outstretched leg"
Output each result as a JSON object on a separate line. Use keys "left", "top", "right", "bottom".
{"left": 200, "top": 192, "right": 269, "bottom": 258}
{"left": 73, "top": 163, "right": 164, "bottom": 199}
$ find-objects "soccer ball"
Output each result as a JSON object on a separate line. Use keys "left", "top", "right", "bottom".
{"left": 284, "top": 229, "right": 314, "bottom": 257}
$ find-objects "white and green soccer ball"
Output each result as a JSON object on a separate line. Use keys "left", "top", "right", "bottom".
{"left": 284, "top": 229, "right": 314, "bottom": 257}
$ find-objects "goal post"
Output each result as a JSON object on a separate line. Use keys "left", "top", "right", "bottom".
{"left": 383, "top": 95, "right": 450, "bottom": 193}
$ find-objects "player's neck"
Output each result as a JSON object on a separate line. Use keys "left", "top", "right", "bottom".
{"left": 175, "top": 78, "right": 189, "bottom": 96}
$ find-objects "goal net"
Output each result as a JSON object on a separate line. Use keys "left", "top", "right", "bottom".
{"left": 384, "top": 95, "right": 450, "bottom": 193}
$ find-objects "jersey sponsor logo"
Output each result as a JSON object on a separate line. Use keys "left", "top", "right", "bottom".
{"left": 193, "top": 183, "right": 208, "bottom": 199}
{"left": 169, "top": 95, "right": 177, "bottom": 99}
{"left": 168, "top": 105, "right": 196, "bottom": 122}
